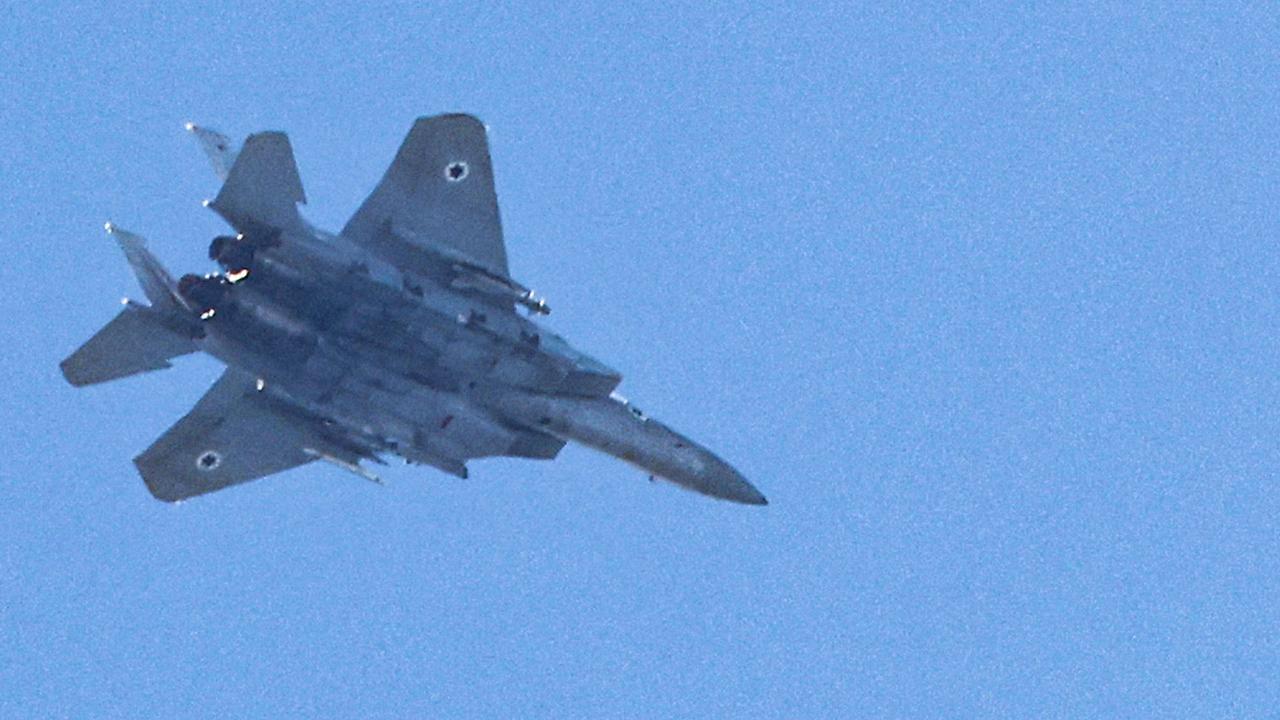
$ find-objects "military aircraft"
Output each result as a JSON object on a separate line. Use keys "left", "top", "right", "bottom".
{"left": 60, "top": 114, "right": 766, "bottom": 506}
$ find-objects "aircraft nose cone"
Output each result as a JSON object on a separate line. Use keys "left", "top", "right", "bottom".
{"left": 701, "top": 457, "right": 768, "bottom": 506}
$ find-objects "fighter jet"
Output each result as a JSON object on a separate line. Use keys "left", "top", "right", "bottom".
{"left": 61, "top": 114, "right": 766, "bottom": 506}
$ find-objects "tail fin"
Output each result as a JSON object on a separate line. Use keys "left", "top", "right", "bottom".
{"left": 185, "top": 122, "right": 240, "bottom": 180}
{"left": 105, "top": 223, "right": 186, "bottom": 313}
{"left": 60, "top": 225, "right": 198, "bottom": 387}
{"left": 209, "top": 131, "right": 306, "bottom": 233}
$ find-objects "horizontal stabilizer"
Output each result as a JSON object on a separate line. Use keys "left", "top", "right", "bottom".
{"left": 185, "top": 122, "right": 239, "bottom": 180}
{"left": 211, "top": 131, "right": 306, "bottom": 232}
{"left": 60, "top": 302, "right": 197, "bottom": 387}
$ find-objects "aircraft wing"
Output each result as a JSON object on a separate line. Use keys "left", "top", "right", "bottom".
{"left": 341, "top": 114, "right": 509, "bottom": 276}
{"left": 134, "top": 369, "right": 361, "bottom": 501}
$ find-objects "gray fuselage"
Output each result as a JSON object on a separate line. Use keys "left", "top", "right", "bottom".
{"left": 188, "top": 222, "right": 765, "bottom": 505}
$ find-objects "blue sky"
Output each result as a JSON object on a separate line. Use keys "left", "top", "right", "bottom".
{"left": 3, "top": 2, "right": 1279, "bottom": 717}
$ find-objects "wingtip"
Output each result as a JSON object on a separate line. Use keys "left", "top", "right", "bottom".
{"left": 107, "top": 225, "right": 144, "bottom": 250}
{"left": 183, "top": 121, "right": 196, "bottom": 132}
{"left": 58, "top": 357, "right": 89, "bottom": 387}
{"left": 105, "top": 221, "right": 144, "bottom": 248}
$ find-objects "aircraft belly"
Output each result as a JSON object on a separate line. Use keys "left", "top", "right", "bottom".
{"left": 487, "top": 353, "right": 565, "bottom": 392}
{"left": 322, "top": 369, "right": 516, "bottom": 460}
{"left": 487, "top": 392, "right": 764, "bottom": 504}
{"left": 200, "top": 278, "right": 600, "bottom": 476}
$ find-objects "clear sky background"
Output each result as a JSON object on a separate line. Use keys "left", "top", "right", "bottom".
{"left": 2, "top": 3, "right": 1278, "bottom": 717}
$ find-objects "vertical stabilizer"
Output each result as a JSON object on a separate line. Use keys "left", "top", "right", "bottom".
{"left": 105, "top": 223, "right": 186, "bottom": 313}
{"left": 185, "top": 122, "right": 240, "bottom": 180}
{"left": 209, "top": 131, "right": 306, "bottom": 233}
